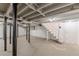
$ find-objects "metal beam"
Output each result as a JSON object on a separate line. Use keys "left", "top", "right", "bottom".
{"left": 12, "top": 3, "right": 17, "bottom": 56}
{"left": 4, "top": 16, "right": 7, "bottom": 51}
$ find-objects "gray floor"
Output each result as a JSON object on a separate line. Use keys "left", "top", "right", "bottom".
{"left": 0, "top": 36, "right": 79, "bottom": 56}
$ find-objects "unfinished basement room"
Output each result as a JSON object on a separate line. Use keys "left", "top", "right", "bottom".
{"left": 0, "top": 3, "right": 79, "bottom": 56}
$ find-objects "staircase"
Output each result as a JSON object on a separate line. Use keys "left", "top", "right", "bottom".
{"left": 42, "top": 22, "right": 62, "bottom": 44}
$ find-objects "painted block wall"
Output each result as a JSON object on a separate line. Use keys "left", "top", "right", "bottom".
{"left": 30, "top": 26, "right": 47, "bottom": 39}
{"left": 59, "top": 21, "right": 78, "bottom": 44}
{"left": 0, "top": 22, "right": 3, "bottom": 39}
{"left": 43, "top": 20, "right": 79, "bottom": 45}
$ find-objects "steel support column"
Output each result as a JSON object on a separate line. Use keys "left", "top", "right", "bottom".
{"left": 26, "top": 24, "right": 27, "bottom": 40}
{"left": 17, "top": 24, "right": 19, "bottom": 37}
{"left": 46, "top": 31, "right": 49, "bottom": 41}
{"left": 12, "top": 3, "right": 17, "bottom": 56}
{"left": 4, "top": 16, "right": 7, "bottom": 51}
{"left": 28, "top": 24, "right": 30, "bottom": 43}
{"left": 9, "top": 23, "right": 12, "bottom": 44}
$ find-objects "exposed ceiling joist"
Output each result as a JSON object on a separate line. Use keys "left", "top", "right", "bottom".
{"left": 26, "top": 3, "right": 75, "bottom": 20}
{"left": 26, "top": 4, "right": 36, "bottom": 10}
{"left": 37, "top": 9, "right": 45, "bottom": 16}
{"left": 22, "top": 4, "right": 52, "bottom": 18}
{"left": 22, "top": 11, "right": 35, "bottom": 18}
{"left": 17, "top": 6, "right": 28, "bottom": 15}
{"left": 25, "top": 3, "right": 45, "bottom": 16}
{"left": 5, "top": 4, "right": 12, "bottom": 17}
{"left": 44, "top": 3, "right": 75, "bottom": 14}
{"left": 27, "top": 14, "right": 40, "bottom": 19}
{"left": 38, "top": 3, "right": 53, "bottom": 10}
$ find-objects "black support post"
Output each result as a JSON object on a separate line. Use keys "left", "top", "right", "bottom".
{"left": 9, "top": 23, "right": 11, "bottom": 44}
{"left": 26, "top": 24, "right": 27, "bottom": 40}
{"left": 4, "top": 16, "right": 7, "bottom": 51}
{"left": 17, "top": 24, "right": 19, "bottom": 37}
{"left": 28, "top": 24, "right": 30, "bottom": 43}
{"left": 12, "top": 3, "right": 17, "bottom": 56}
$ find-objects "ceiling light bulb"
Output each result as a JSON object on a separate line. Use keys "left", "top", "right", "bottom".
{"left": 53, "top": 17, "right": 56, "bottom": 20}
{"left": 49, "top": 17, "right": 56, "bottom": 22}
{"left": 49, "top": 19, "right": 53, "bottom": 22}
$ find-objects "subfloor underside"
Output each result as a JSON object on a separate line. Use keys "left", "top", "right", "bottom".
{"left": 0, "top": 36, "right": 79, "bottom": 56}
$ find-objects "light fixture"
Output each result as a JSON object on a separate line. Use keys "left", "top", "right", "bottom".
{"left": 49, "top": 19, "right": 53, "bottom": 22}
{"left": 49, "top": 17, "right": 56, "bottom": 22}
{"left": 67, "top": 20, "right": 73, "bottom": 23}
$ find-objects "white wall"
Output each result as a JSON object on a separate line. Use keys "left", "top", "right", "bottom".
{"left": 43, "top": 20, "right": 79, "bottom": 45}
{"left": 18, "top": 26, "right": 26, "bottom": 36}
{"left": 0, "top": 22, "right": 3, "bottom": 39}
{"left": 30, "top": 26, "right": 47, "bottom": 38}
{"left": 0, "top": 23, "right": 12, "bottom": 39}
{"left": 59, "top": 21, "right": 79, "bottom": 44}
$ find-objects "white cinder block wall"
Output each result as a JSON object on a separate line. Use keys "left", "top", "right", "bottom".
{"left": 30, "top": 26, "right": 47, "bottom": 39}
{"left": 43, "top": 20, "right": 79, "bottom": 45}
{"left": 18, "top": 26, "right": 26, "bottom": 36}
{"left": 59, "top": 21, "right": 79, "bottom": 44}
{"left": 0, "top": 22, "right": 3, "bottom": 39}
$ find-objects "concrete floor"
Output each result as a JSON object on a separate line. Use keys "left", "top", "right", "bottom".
{"left": 0, "top": 36, "right": 79, "bottom": 56}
